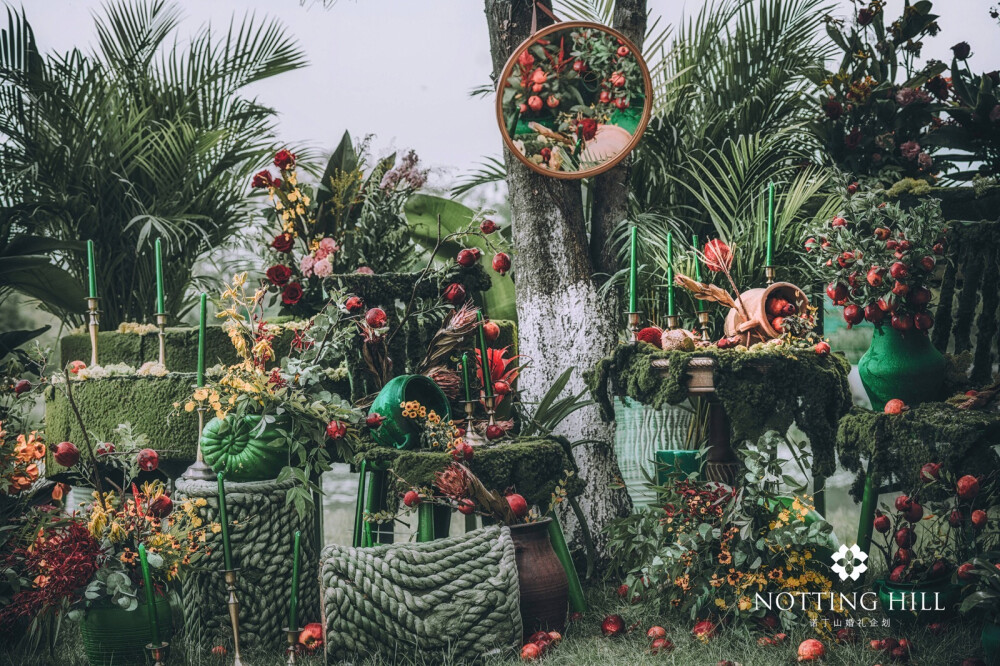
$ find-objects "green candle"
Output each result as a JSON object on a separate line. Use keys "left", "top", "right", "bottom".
{"left": 692, "top": 234, "right": 705, "bottom": 312}
{"left": 477, "top": 311, "right": 493, "bottom": 399}
{"left": 155, "top": 238, "right": 165, "bottom": 314}
{"left": 86, "top": 240, "right": 97, "bottom": 299}
{"left": 288, "top": 530, "right": 301, "bottom": 630}
{"left": 197, "top": 293, "right": 207, "bottom": 387}
{"left": 766, "top": 181, "right": 775, "bottom": 266}
{"left": 217, "top": 472, "right": 234, "bottom": 571}
{"left": 137, "top": 544, "right": 161, "bottom": 646}
{"left": 666, "top": 232, "right": 675, "bottom": 317}
{"left": 461, "top": 352, "right": 473, "bottom": 402}
{"left": 628, "top": 226, "right": 638, "bottom": 312}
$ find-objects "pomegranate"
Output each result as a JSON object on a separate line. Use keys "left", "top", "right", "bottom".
{"left": 884, "top": 399, "right": 907, "bottom": 414}
{"left": 547, "top": 631, "right": 562, "bottom": 644}
{"left": 873, "top": 514, "right": 891, "bottom": 533}
{"left": 137, "top": 448, "right": 159, "bottom": 472}
{"left": 617, "top": 583, "right": 630, "bottom": 598}
{"left": 520, "top": 643, "right": 541, "bottom": 661}
{"left": 492, "top": 252, "right": 512, "bottom": 276}
{"left": 211, "top": 645, "right": 227, "bottom": 657}
{"left": 920, "top": 462, "right": 941, "bottom": 481}
{"left": 908, "top": 286, "right": 932, "bottom": 306}
{"left": 958, "top": 562, "right": 975, "bottom": 581}
{"left": 366, "top": 413, "right": 385, "bottom": 429}
{"left": 949, "top": 509, "right": 964, "bottom": 527}
{"left": 485, "top": 424, "right": 504, "bottom": 440}
{"left": 831, "top": 216, "right": 848, "bottom": 228}
{"left": 637, "top": 326, "right": 664, "bottom": 348}
{"left": 483, "top": 320, "right": 500, "bottom": 342}
{"left": 895, "top": 526, "right": 916, "bottom": 548}
{"left": 614, "top": 98, "right": 629, "bottom": 110}
{"left": 457, "top": 499, "right": 475, "bottom": 515}
{"left": 527, "top": 95, "right": 543, "bottom": 112}
{"left": 326, "top": 420, "right": 347, "bottom": 440}
{"left": 365, "top": 307, "right": 388, "bottom": 328}
{"left": 649, "top": 638, "right": 674, "bottom": 654}
{"left": 877, "top": 296, "right": 897, "bottom": 312}
{"left": 442, "top": 283, "right": 467, "bottom": 305}
{"left": 546, "top": 95, "right": 559, "bottom": 108}
{"left": 599, "top": 90, "right": 611, "bottom": 103}
{"left": 601, "top": 614, "right": 626, "bottom": 637}
{"left": 572, "top": 59, "right": 586, "bottom": 73}
{"left": 530, "top": 68, "right": 547, "bottom": 85}
{"left": 843, "top": 304, "right": 863, "bottom": 327}
{"left": 647, "top": 626, "right": 667, "bottom": 640}
{"left": 826, "top": 281, "right": 848, "bottom": 303}
{"left": 971, "top": 509, "right": 987, "bottom": 530}
{"left": 54, "top": 441, "right": 80, "bottom": 467}
{"left": 874, "top": 227, "right": 891, "bottom": 240}
{"left": 891, "top": 281, "right": 910, "bottom": 297}
{"left": 480, "top": 219, "right": 499, "bottom": 234}
{"left": 867, "top": 267, "right": 884, "bottom": 287}
{"left": 403, "top": 490, "right": 420, "bottom": 507}
{"left": 894, "top": 495, "right": 912, "bottom": 511}
{"left": 903, "top": 502, "right": 923, "bottom": 522}
{"left": 610, "top": 71, "right": 626, "bottom": 87}
{"left": 890, "top": 564, "right": 907, "bottom": 582}
{"left": 518, "top": 50, "right": 534, "bottom": 69}
{"left": 804, "top": 237, "right": 817, "bottom": 252}
{"left": 914, "top": 311, "right": 934, "bottom": 331}
{"left": 890, "top": 262, "right": 909, "bottom": 279}
{"left": 797, "top": 638, "right": 825, "bottom": 662}
{"left": 617, "top": 45, "right": 630, "bottom": 57}
{"left": 345, "top": 295, "right": 364, "bottom": 314}
{"left": 864, "top": 303, "right": 884, "bottom": 323}
{"left": 957, "top": 474, "right": 980, "bottom": 500}
{"left": 836, "top": 627, "right": 857, "bottom": 643}
{"left": 95, "top": 441, "right": 115, "bottom": 456}
{"left": 692, "top": 620, "right": 716, "bottom": 640}
{"left": 771, "top": 317, "right": 784, "bottom": 333}
{"left": 298, "top": 623, "right": 324, "bottom": 653}
{"left": 890, "top": 313, "right": 913, "bottom": 331}
{"left": 506, "top": 493, "right": 528, "bottom": 518}
{"left": 14, "top": 379, "right": 30, "bottom": 396}
{"left": 148, "top": 494, "right": 173, "bottom": 518}
{"left": 69, "top": 360, "right": 86, "bottom": 374}
{"left": 933, "top": 242, "right": 945, "bottom": 255}
{"left": 919, "top": 255, "right": 935, "bottom": 271}
{"left": 815, "top": 341, "right": 831, "bottom": 356}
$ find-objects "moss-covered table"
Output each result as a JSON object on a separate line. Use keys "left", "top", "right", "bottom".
{"left": 589, "top": 343, "right": 853, "bottom": 512}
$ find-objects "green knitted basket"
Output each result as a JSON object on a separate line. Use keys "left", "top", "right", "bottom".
{"left": 199, "top": 413, "right": 290, "bottom": 481}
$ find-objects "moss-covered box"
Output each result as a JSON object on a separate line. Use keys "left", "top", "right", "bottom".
{"left": 837, "top": 403, "right": 1000, "bottom": 501}
{"left": 587, "top": 343, "right": 853, "bottom": 477}
{"left": 45, "top": 374, "right": 199, "bottom": 477}
{"left": 352, "top": 437, "right": 583, "bottom": 508}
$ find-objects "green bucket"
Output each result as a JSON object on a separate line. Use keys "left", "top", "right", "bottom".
{"left": 80, "top": 596, "right": 174, "bottom": 665}
{"left": 654, "top": 450, "right": 702, "bottom": 486}
{"left": 369, "top": 375, "right": 450, "bottom": 449}
{"left": 875, "top": 577, "right": 962, "bottom": 623}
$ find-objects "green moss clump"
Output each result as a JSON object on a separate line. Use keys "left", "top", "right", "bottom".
{"left": 44, "top": 375, "right": 199, "bottom": 476}
{"left": 353, "top": 437, "right": 582, "bottom": 507}
{"left": 587, "top": 343, "right": 852, "bottom": 477}
{"left": 836, "top": 403, "right": 1000, "bottom": 501}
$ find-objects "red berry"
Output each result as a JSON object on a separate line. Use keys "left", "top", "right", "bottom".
{"left": 884, "top": 399, "right": 907, "bottom": 414}
{"left": 137, "top": 448, "right": 159, "bottom": 472}
{"left": 957, "top": 475, "right": 980, "bottom": 500}
{"left": 53, "top": 441, "right": 80, "bottom": 467}
{"left": 506, "top": 493, "right": 528, "bottom": 518}
{"left": 403, "top": 490, "right": 420, "bottom": 507}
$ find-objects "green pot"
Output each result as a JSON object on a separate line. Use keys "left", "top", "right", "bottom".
{"left": 199, "top": 413, "right": 290, "bottom": 481}
{"left": 858, "top": 326, "right": 945, "bottom": 411}
{"left": 654, "top": 450, "right": 701, "bottom": 486}
{"left": 983, "top": 621, "right": 1000, "bottom": 666}
{"left": 875, "top": 577, "right": 962, "bottom": 623}
{"left": 369, "top": 375, "right": 450, "bottom": 449}
{"left": 80, "top": 596, "right": 173, "bottom": 666}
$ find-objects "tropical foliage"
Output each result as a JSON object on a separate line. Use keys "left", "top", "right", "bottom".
{"left": 0, "top": 1, "right": 306, "bottom": 327}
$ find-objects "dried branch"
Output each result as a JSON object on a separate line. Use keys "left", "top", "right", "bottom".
{"left": 673, "top": 274, "right": 737, "bottom": 309}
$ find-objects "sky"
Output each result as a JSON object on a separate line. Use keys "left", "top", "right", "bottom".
{"left": 23, "top": 0, "right": 1000, "bottom": 183}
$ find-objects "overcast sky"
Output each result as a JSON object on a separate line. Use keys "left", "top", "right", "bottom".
{"left": 25, "top": 0, "right": 1000, "bottom": 182}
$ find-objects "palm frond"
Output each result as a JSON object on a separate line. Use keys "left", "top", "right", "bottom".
{"left": 451, "top": 156, "right": 507, "bottom": 197}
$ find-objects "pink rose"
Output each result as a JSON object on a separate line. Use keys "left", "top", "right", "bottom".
{"left": 319, "top": 237, "right": 339, "bottom": 254}
{"left": 300, "top": 255, "right": 315, "bottom": 278}
{"left": 917, "top": 152, "right": 933, "bottom": 169}
{"left": 312, "top": 257, "right": 333, "bottom": 278}
{"left": 900, "top": 140, "right": 922, "bottom": 161}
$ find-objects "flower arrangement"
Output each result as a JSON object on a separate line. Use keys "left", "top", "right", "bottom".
{"left": 500, "top": 25, "right": 645, "bottom": 171}
{"left": 803, "top": 177, "right": 947, "bottom": 330}
{"left": 606, "top": 432, "right": 839, "bottom": 634}
{"left": 253, "top": 141, "right": 429, "bottom": 315}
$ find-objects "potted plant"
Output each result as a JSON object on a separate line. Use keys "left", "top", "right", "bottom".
{"left": 959, "top": 554, "right": 1000, "bottom": 665}
{"left": 803, "top": 176, "right": 947, "bottom": 410}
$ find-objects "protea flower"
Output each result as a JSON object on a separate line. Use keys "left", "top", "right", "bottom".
{"left": 435, "top": 463, "right": 470, "bottom": 499}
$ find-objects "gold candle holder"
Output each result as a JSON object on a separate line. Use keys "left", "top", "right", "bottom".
{"left": 282, "top": 627, "right": 301, "bottom": 665}
{"left": 86, "top": 297, "right": 100, "bottom": 367}
{"left": 626, "top": 311, "right": 641, "bottom": 343}
{"left": 765, "top": 265, "right": 776, "bottom": 285}
{"left": 145, "top": 641, "right": 169, "bottom": 666}
{"left": 222, "top": 569, "right": 245, "bottom": 666}
{"left": 697, "top": 311, "right": 711, "bottom": 342}
{"left": 155, "top": 312, "right": 168, "bottom": 368}
{"left": 665, "top": 314, "right": 680, "bottom": 331}
{"left": 183, "top": 405, "right": 215, "bottom": 480}
{"left": 462, "top": 400, "right": 486, "bottom": 446}
{"left": 483, "top": 394, "right": 496, "bottom": 427}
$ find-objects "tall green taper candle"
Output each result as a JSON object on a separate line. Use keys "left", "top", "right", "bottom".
{"left": 766, "top": 181, "right": 775, "bottom": 266}
{"left": 692, "top": 234, "right": 705, "bottom": 312}
{"left": 667, "top": 231, "right": 675, "bottom": 317}
{"left": 288, "top": 530, "right": 300, "bottom": 630}
{"left": 461, "top": 352, "right": 473, "bottom": 402}
{"left": 477, "top": 311, "right": 493, "bottom": 399}
{"left": 86, "top": 240, "right": 97, "bottom": 299}
{"left": 217, "top": 472, "right": 234, "bottom": 571}
{"left": 197, "top": 293, "right": 206, "bottom": 387}
{"left": 137, "top": 544, "right": 161, "bottom": 646}
{"left": 628, "top": 226, "right": 638, "bottom": 312}
{"left": 155, "top": 238, "right": 165, "bottom": 314}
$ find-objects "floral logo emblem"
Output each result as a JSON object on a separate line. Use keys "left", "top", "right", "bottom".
{"left": 830, "top": 543, "right": 868, "bottom": 581}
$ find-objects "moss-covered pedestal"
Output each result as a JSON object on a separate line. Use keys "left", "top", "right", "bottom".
{"left": 174, "top": 476, "right": 320, "bottom": 651}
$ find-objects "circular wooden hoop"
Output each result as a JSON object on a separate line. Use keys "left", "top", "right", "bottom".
{"left": 495, "top": 21, "right": 654, "bottom": 180}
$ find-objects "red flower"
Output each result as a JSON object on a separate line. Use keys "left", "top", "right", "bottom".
{"left": 574, "top": 118, "right": 598, "bottom": 141}
{"left": 271, "top": 233, "right": 294, "bottom": 253}
{"left": 857, "top": 8, "right": 875, "bottom": 25}
{"left": 703, "top": 239, "right": 733, "bottom": 273}
{"left": 823, "top": 97, "right": 843, "bottom": 119}
{"left": 845, "top": 127, "right": 863, "bottom": 149}
{"left": 274, "top": 149, "right": 296, "bottom": 170}
{"left": 282, "top": 282, "right": 304, "bottom": 306}
{"left": 266, "top": 265, "right": 292, "bottom": 286}
{"left": 251, "top": 170, "right": 274, "bottom": 188}
{"left": 476, "top": 346, "right": 520, "bottom": 407}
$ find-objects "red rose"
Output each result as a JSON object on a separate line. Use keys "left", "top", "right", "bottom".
{"left": 271, "top": 233, "right": 294, "bottom": 253}
{"left": 251, "top": 170, "right": 274, "bottom": 188}
{"left": 282, "top": 282, "right": 304, "bottom": 305}
{"left": 574, "top": 118, "right": 598, "bottom": 141}
{"left": 266, "top": 265, "right": 292, "bottom": 286}
{"left": 274, "top": 149, "right": 296, "bottom": 170}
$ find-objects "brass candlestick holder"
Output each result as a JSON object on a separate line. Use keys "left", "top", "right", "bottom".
{"left": 222, "top": 569, "right": 245, "bottom": 666}
{"left": 183, "top": 404, "right": 215, "bottom": 480}
{"left": 765, "top": 265, "right": 776, "bottom": 285}
{"left": 145, "top": 641, "right": 170, "bottom": 666}
{"left": 483, "top": 394, "right": 497, "bottom": 427}
{"left": 86, "top": 297, "right": 100, "bottom": 367}
{"left": 282, "top": 627, "right": 301, "bottom": 665}
{"left": 665, "top": 314, "right": 680, "bottom": 331}
{"left": 697, "top": 311, "right": 711, "bottom": 342}
{"left": 626, "top": 311, "right": 641, "bottom": 343}
{"left": 155, "top": 312, "right": 168, "bottom": 367}
{"left": 462, "top": 400, "right": 486, "bottom": 446}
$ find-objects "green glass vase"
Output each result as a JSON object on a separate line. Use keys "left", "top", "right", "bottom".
{"left": 857, "top": 326, "right": 945, "bottom": 411}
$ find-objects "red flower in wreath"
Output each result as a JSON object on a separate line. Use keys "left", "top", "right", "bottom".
{"left": 271, "top": 233, "right": 294, "bottom": 253}
{"left": 266, "top": 265, "right": 292, "bottom": 286}
{"left": 282, "top": 282, "right": 304, "bottom": 305}
{"left": 251, "top": 170, "right": 274, "bottom": 189}
{"left": 273, "top": 149, "right": 296, "bottom": 170}
{"left": 574, "top": 118, "right": 598, "bottom": 141}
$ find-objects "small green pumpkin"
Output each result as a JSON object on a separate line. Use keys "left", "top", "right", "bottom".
{"left": 199, "top": 413, "right": 290, "bottom": 481}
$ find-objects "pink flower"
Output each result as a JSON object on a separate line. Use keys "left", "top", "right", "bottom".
{"left": 300, "top": 255, "right": 316, "bottom": 278}
{"left": 312, "top": 257, "right": 333, "bottom": 278}
{"left": 900, "top": 140, "right": 922, "bottom": 161}
{"left": 895, "top": 87, "right": 930, "bottom": 106}
{"left": 917, "top": 152, "right": 933, "bottom": 169}
{"left": 319, "top": 237, "right": 339, "bottom": 255}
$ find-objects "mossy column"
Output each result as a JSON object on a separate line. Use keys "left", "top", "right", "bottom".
{"left": 175, "top": 476, "right": 320, "bottom": 650}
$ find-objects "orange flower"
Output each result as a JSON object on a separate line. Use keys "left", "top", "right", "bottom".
{"left": 718, "top": 551, "right": 732, "bottom": 565}
{"left": 120, "top": 548, "right": 138, "bottom": 565}
{"left": 768, "top": 568, "right": 784, "bottom": 580}
{"left": 51, "top": 483, "right": 70, "bottom": 502}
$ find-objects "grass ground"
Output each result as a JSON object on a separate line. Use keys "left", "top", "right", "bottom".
{"left": 1, "top": 583, "right": 990, "bottom": 666}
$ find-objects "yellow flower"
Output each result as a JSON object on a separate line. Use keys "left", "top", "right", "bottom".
{"left": 211, "top": 523, "right": 222, "bottom": 534}
{"left": 194, "top": 388, "right": 209, "bottom": 401}
{"left": 738, "top": 596, "right": 752, "bottom": 611}
{"left": 714, "top": 598, "right": 727, "bottom": 610}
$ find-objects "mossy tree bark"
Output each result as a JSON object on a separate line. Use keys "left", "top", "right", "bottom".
{"left": 484, "top": 0, "right": 646, "bottom": 562}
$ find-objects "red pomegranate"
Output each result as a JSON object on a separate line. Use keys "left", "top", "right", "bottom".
{"left": 957, "top": 475, "right": 980, "bottom": 500}
{"left": 884, "top": 399, "right": 907, "bottom": 414}
{"left": 365, "top": 307, "right": 388, "bottom": 328}
{"left": 345, "top": 295, "right": 364, "bottom": 314}
{"left": 54, "top": 441, "right": 80, "bottom": 467}
{"left": 403, "top": 490, "right": 420, "bottom": 507}
{"left": 298, "top": 623, "right": 324, "bottom": 653}
{"left": 442, "top": 283, "right": 467, "bottom": 305}
{"left": 483, "top": 320, "right": 500, "bottom": 342}
{"left": 873, "top": 514, "right": 891, "bottom": 533}
{"left": 815, "top": 341, "right": 831, "bottom": 356}
{"left": 137, "top": 448, "right": 159, "bottom": 472}
{"left": 456, "top": 248, "right": 481, "bottom": 267}
{"left": 506, "top": 493, "right": 528, "bottom": 518}
{"left": 601, "top": 614, "right": 625, "bottom": 637}
{"left": 492, "top": 252, "right": 512, "bottom": 276}
{"left": 843, "top": 304, "right": 863, "bottom": 327}
{"left": 647, "top": 626, "right": 667, "bottom": 640}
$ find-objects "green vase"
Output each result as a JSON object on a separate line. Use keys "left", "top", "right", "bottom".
{"left": 983, "top": 621, "right": 1000, "bottom": 665}
{"left": 875, "top": 577, "right": 962, "bottom": 623}
{"left": 369, "top": 375, "right": 450, "bottom": 449}
{"left": 199, "top": 413, "right": 290, "bottom": 481}
{"left": 80, "top": 596, "right": 173, "bottom": 666}
{"left": 654, "top": 450, "right": 702, "bottom": 486}
{"left": 858, "top": 326, "right": 945, "bottom": 411}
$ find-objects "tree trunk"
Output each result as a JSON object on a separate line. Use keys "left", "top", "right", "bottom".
{"left": 484, "top": 0, "right": 646, "bottom": 565}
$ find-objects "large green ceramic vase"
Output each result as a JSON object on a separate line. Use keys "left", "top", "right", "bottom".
{"left": 80, "top": 596, "right": 173, "bottom": 666}
{"left": 858, "top": 326, "right": 945, "bottom": 411}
